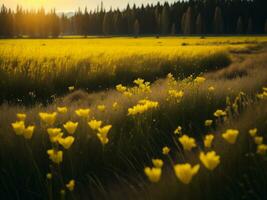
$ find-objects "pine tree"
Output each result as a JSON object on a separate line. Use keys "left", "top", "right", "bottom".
{"left": 171, "top": 23, "right": 176, "bottom": 35}
{"left": 196, "top": 13, "right": 203, "bottom": 34}
{"left": 181, "top": 12, "right": 186, "bottom": 34}
{"left": 184, "top": 7, "right": 193, "bottom": 35}
{"left": 161, "top": 5, "right": 170, "bottom": 35}
{"left": 133, "top": 19, "right": 140, "bottom": 37}
{"left": 265, "top": 19, "right": 267, "bottom": 34}
{"left": 236, "top": 16, "right": 243, "bottom": 34}
{"left": 213, "top": 6, "right": 223, "bottom": 34}
{"left": 102, "top": 12, "right": 110, "bottom": 35}
{"left": 247, "top": 18, "right": 253, "bottom": 34}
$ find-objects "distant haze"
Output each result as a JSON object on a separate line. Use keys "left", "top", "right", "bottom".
{"left": 1, "top": 0, "right": 178, "bottom": 12}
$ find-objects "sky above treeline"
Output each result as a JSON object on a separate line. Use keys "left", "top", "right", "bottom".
{"left": 1, "top": 0, "right": 178, "bottom": 12}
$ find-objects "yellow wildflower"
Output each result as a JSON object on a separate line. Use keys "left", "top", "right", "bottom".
{"left": 112, "top": 102, "right": 118, "bottom": 110}
{"left": 194, "top": 76, "right": 206, "bottom": 84}
{"left": 97, "top": 133, "right": 109, "bottom": 145}
{"left": 11, "top": 121, "right": 25, "bottom": 135}
{"left": 173, "top": 163, "right": 200, "bottom": 184}
{"left": 128, "top": 100, "right": 159, "bottom": 115}
{"left": 46, "top": 173, "right": 52, "bottom": 180}
{"left": 97, "top": 125, "right": 112, "bottom": 145}
{"left": 88, "top": 120, "right": 102, "bottom": 130}
{"left": 58, "top": 136, "right": 75, "bottom": 149}
{"left": 257, "top": 144, "right": 267, "bottom": 155}
{"left": 208, "top": 86, "right": 215, "bottom": 91}
{"left": 254, "top": 136, "right": 263, "bottom": 145}
{"left": 204, "top": 120, "right": 213, "bottom": 127}
{"left": 66, "top": 180, "right": 75, "bottom": 191}
{"left": 50, "top": 133, "right": 63, "bottom": 143}
{"left": 222, "top": 129, "right": 239, "bottom": 144}
{"left": 39, "top": 112, "right": 57, "bottom": 126}
{"left": 17, "top": 113, "right": 26, "bottom": 121}
{"left": 134, "top": 78, "right": 144, "bottom": 86}
{"left": 144, "top": 167, "right": 161, "bottom": 183}
{"left": 123, "top": 91, "right": 133, "bottom": 98}
{"left": 174, "top": 126, "right": 182, "bottom": 135}
{"left": 97, "top": 105, "right": 106, "bottom": 112}
{"left": 47, "top": 149, "right": 63, "bottom": 164}
{"left": 75, "top": 108, "right": 90, "bottom": 118}
{"left": 199, "top": 151, "right": 220, "bottom": 170}
{"left": 57, "top": 107, "right": 68, "bottom": 114}
{"left": 116, "top": 84, "right": 127, "bottom": 93}
{"left": 68, "top": 86, "right": 75, "bottom": 91}
{"left": 214, "top": 109, "right": 227, "bottom": 117}
{"left": 152, "top": 159, "right": 163, "bottom": 168}
{"left": 47, "top": 128, "right": 62, "bottom": 138}
{"left": 168, "top": 90, "right": 184, "bottom": 99}
{"left": 204, "top": 134, "right": 214, "bottom": 148}
{"left": 249, "top": 128, "right": 257, "bottom": 137}
{"left": 23, "top": 125, "right": 35, "bottom": 139}
{"left": 63, "top": 121, "right": 78, "bottom": 134}
{"left": 162, "top": 146, "right": 170, "bottom": 155}
{"left": 178, "top": 135, "right": 197, "bottom": 151}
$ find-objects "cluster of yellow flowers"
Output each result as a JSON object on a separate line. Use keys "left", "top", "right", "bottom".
{"left": 88, "top": 119, "right": 112, "bottom": 145}
{"left": 128, "top": 99, "right": 159, "bottom": 115}
{"left": 194, "top": 76, "right": 206, "bottom": 84}
{"left": 168, "top": 89, "right": 184, "bottom": 101}
{"left": 248, "top": 128, "right": 267, "bottom": 155}
{"left": 144, "top": 158, "right": 163, "bottom": 183}
{"left": 12, "top": 118, "right": 35, "bottom": 139}
{"left": 256, "top": 87, "right": 267, "bottom": 99}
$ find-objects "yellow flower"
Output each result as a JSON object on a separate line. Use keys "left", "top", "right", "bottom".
{"left": 58, "top": 136, "right": 75, "bottom": 149}
{"left": 97, "top": 125, "right": 112, "bottom": 145}
{"left": 199, "top": 151, "right": 220, "bottom": 170}
{"left": 50, "top": 133, "right": 63, "bottom": 143}
{"left": 204, "top": 120, "right": 213, "bottom": 127}
{"left": 46, "top": 173, "right": 52, "bottom": 180}
{"left": 208, "top": 86, "right": 215, "bottom": 91}
{"left": 249, "top": 128, "right": 257, "bottom": 137}
{"left": 254, "top": 136, "right": 263, "bottom": 145}
{"left": 11, "top": 121, "right": 25, "bottom": 135}
{"left": 66, "top": 179, "right": 75, "bottom": 191}
{"left": 144, "top": 167, "right": 161, "bottom": 183}
{"left": 39, "top": 112, "right": 57, "bottom": 126}
{"left": 173, "top": 163, "right": 200, "bottom": 184}
{"left": 57, "top": 107, "right": 68, "bottom": 114}
{"left": 97, "top": 134, "right": 109, "bottom": 145}
{"left": 162, "top": 146, "right": 170, "bottom": 155}
{"left": 263, "top": 87, "right": 267, "bottom": 92}
{"left": 98, "top": 125, "right": 112, "bottom": 137}
{"left": 214, "top": 109, "right": 227, "bottom": 117}
{"left": 97, "top": 105, "right": 106, "bottom": 112}
{"left": 88, "top": 120, "right": 102, "bottom": 130}
{"left": 116, "top": 84, "right": 127, "bottom": 93}
{"left": 47, "top": 128, "right": 62, "bottom": 138}
{"left": 47, "top": 149, "right": 63, "bottom": 164}
{"left": 112, "top": 102, "right": 118, "bottom": 110}
{"left": 204, "top": 134, "right": 214, "bottom": 148}
{"left": 75, "top": 108, "right": 90, "bottom": 118}
{"left": 168, "top": 90, "right": 184, "bottom": 99}
{"left": 63, "top": 121, "right": 78, "bottom": 134}
{"left": 194, "top": 76, "right": 206, "bottom": 84}
{"left": 257, "top": 144, "right": 267, "bottom": 155}
{"left": 128, "top": 100, "right": 158, "bottom": 115}
{"left": 68, "top": 86, "right": 75, "bottom": 91}
{"left": 17, "top": 113, "right": 26, "bottom": 121}
{"left": 134, "top": 78, "right": 144, "bottom": 86}
{"left": 23, "top": 125, "right": 35, "bottom": 139}
{"left": 123, "top": 91, "right": 133, "bottom": 98}
{"left": 152, "top": 159, "right": 163, "bottom": 168}
{"left": 174, "top": 126, "right": 182, "bottom": 135}
{"left": 222, "top": 129, "right": 239, "bottom": 144}
{"left": 179, "top": 135, "right": 197, "bottom": 151}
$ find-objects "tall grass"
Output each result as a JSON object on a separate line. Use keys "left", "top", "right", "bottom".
{"left": 0, "top": 47, "right": 267, "bottom": 199}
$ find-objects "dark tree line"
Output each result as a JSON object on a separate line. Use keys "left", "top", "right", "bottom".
{"left": 0, "top": 0, "right": 267, "bottom": 38}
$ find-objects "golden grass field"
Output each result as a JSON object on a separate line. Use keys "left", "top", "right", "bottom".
{"left": 1, "top": 36, "right": 267, "bottom": 199}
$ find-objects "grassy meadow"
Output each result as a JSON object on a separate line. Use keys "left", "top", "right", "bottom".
{"left": 1, "top": 36, "right": 267, "bottom": 199}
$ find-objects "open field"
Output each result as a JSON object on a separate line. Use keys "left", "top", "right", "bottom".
{"left": 1, "top": 37, "right": 267, "bottom": 199}
{"left": 2, "top": 36, "right": 267, "bottom": 103}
